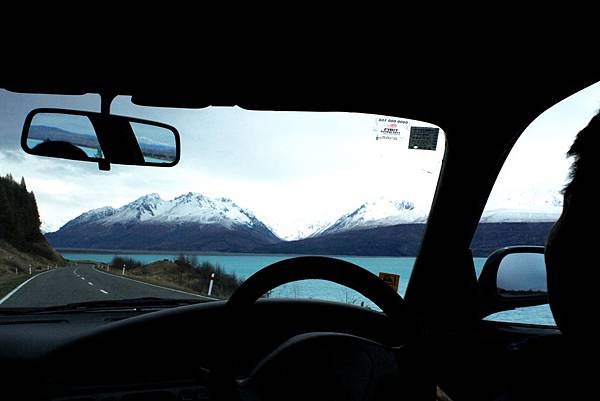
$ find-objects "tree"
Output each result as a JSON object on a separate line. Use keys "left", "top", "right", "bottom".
{"left": 0, "top": 186, "right": 12, "bottom": 240}
{"left": 0, "top": 174, "right": 44, "bottom": 247}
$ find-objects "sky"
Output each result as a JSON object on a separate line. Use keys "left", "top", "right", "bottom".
{"left": 31, "top": 112, "right": 96, "bottom": 136}
{"left": 0, "top": 82, "right": 599, "bottom": 239}
{"left": 485, "top": 81, "right": 600, "bottom": 209}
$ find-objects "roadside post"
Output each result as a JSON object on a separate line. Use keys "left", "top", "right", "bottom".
{"left": 122, "top": 264, "right": 126, "bottom": 276}
{"left": 29, "top": 265, "right": 32, "bottom": 275}
{"left": 208, "top": 273, "right": 215, "bottom": 296}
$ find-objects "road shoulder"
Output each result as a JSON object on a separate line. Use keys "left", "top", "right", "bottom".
{"left": 0, "top": 269, "right": 55, "bottom": 304}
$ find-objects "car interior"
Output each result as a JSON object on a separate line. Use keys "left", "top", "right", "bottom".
{"left": 1, "top": 59, "right": 598, "bottom": 401}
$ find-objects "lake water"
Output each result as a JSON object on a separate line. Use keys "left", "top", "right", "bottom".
{"left": 62, "top": 252, "right": 556, "bottom": 326}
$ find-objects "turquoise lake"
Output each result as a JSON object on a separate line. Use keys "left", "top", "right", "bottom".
{"left": 61, "top": 252, "right": 556, "bottom": 326}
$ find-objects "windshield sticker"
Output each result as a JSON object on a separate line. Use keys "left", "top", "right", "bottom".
{"left": 408, "top": 127, "right": 439, "bottom": 150}
{"left": 374, "top": 117, "right": 411, "bottom": 143}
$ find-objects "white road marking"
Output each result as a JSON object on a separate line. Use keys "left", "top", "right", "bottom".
{"left": 81, "top": 277, "right": 85, "bottom": 280}
{"left": 0, "top": 269, "right": 55, "bottom": 304}
{"left": 92, "top": 266, "right": 216, "bottom": 300}
{"left": 88, "top": 282, "right": 94, "bottom": 286}
{"left": 99, "top": 289, "right": 108, "bottom": 294}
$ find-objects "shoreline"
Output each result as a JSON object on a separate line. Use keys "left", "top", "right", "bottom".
{"left": 57, "top": 249, "right": 426, "bottom": 259}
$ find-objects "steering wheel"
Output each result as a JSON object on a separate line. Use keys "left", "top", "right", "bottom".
{"left": 210, "top": 256, "right": 433, "bottom": 401}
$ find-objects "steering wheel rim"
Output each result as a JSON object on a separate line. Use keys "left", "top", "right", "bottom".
{"left": 207, "top": 256, "right": 427, "bottom": 401}
{"left": 226, "top": 256, "right": 415, "bottom": 335}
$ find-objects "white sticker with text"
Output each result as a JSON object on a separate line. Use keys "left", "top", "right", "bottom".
{"left": 374, "top": 117, "right": 411, "bottom": 144}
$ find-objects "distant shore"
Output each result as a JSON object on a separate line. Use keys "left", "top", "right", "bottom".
{"left": 56, "top": 248, "right": 424, "bottom": 259}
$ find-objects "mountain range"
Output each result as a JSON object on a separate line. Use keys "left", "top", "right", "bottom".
{"left": 45, "top": 193, "right": 279, "bottom": 252}
{"left": 45, "top": 193, "right": 561, "bottom": 256}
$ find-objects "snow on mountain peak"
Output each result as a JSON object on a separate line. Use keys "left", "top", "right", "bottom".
{"left": 319, "top": 198, "right": 427, "bottom": 236}
{"left": 108, "top": 193, "right": 168, "bottom": 223}
{"left": 352, "top": 199, "right": 416, "bottom": 221}
{"left": 66, "top": 206, "right": 117, "bottom": 227}
{"left": 155, "top": 192, "right": 257, "bottom": 227}
{"left": 480, "top": 208, "right": 561, "bottom": 223}
{"left": 275, "top": 220, "right": 332, "bottom": 241}
{"left": 71, "top": 192, "right": 263, "bottom": 230}
{"left": 482, "top": 190, "right": 563, "bottom": 223}
{"left": 316, "top": 193, "right": 564, "bottom": 237}
{"left": 136, "top": 192, "right": 162, "bottom": 202}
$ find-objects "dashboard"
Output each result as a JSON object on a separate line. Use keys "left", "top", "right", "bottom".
{"left": 0, "top": 299, "right": 405, "bottom": 400}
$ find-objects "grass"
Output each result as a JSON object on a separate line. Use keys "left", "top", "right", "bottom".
{"left": 0, "top": 240, "right": 66, "bottom": 300}
{"left": 98, "top": 264, "right": 207, "bottom": 296}
{"left": 0, "top": 273, "right": 32, "bottom": 299}
{"left": 102, "top": 256, "right": 244, "bottom": 299}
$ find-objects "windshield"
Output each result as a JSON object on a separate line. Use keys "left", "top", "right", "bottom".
{"left": 0, "top": 90, "right": 447, "bottom": 309}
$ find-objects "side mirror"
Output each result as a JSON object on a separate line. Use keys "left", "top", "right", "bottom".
{"left": 479, "top": 246, "right": 548, "bottom": 317}
{"left": 21, "top": 108, "right": 180, "bottom": 170}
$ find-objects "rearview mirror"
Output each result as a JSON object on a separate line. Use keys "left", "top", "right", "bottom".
{"left": 21, "top": 108, "right": 180, "bottom": 170}
{"left": 479, "top": 246, "right": 548, "bottom": 317}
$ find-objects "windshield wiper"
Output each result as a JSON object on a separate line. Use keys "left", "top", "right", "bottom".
{"left": 0, "top": 297, "right": 212, "bottom": 315}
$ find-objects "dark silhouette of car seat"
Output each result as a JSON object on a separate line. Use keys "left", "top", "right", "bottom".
{"left": 498, "top": 111, "right": 600, "bottom": 401}
{"left": 31, "top": 140, "right": 89, "bottom": 160}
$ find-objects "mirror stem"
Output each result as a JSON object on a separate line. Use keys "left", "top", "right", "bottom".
{"left": 98, "top": 92, "right": 117, "bottom": 171}
{"left": 100, "top": 92, "right": 116, "bottom": 115}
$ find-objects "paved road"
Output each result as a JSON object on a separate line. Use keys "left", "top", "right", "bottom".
{"left": 0, "top": 264, "right": 210, "bottom": 307}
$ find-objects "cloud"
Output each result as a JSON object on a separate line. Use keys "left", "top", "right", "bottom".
{"left": 0, "top": 149, "right": 26, "bottom": 163}
{"left": 1, "top": 81, "right": 599, "bottom": 238}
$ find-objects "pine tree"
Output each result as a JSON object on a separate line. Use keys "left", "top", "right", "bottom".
{"left": 0, "top": 185, "right": 11, "bottom": 240}
{"left": 0, "top": 174, "right": 44, "bottom": 248}
{"left": 26, "top": 191, "right": 43, "bottom": 241}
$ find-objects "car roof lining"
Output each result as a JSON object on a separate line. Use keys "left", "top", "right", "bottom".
{"left": 3, "top": 70, "right": 598, "bottom": 140}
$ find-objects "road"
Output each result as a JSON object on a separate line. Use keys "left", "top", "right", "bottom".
{"left": 0, "top": 264, "right": 211, "bottom": 308}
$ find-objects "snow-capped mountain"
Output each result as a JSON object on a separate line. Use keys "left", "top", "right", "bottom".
{"left": 254, "top": 195, "right": 560, "bottom": 257}
{"left": 40, "top": 222, "right": 54, "bottom": 235}
{"left": 315, "top": 194, "right": 563, "bottom": 237}
{"left": 61, "top": 193, "right": 267, "bottom": 230}
{"left": 480, "top": 208, "right": 561, "bottom": 223}
{"left": 317, "top": 198, "right": 428, "bottom": 236}
{"left": 63, "top": 206, "right": 118, "bottom": 228}
{"left": 46, "top": 193, "right": 280, "bottom": 252}
{"left": 276, "top": 221, "right": 332, "bottom": 241}
{"left": 153, "top": 193, "right": 263, "bottom": 228}
{"left": 480, "top": 190, "right": 563, "bottom": 222}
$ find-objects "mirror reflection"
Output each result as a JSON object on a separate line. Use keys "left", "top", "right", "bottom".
{"left": 130, "top": 122, "right": 177, "bottom": 164}
{"left": 27, "top": 113, "right": 103, "bottom": 160}
{"left": 497, "top": 252, "right": 547, "bottom": 297}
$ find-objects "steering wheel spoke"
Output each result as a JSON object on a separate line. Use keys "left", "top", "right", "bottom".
{"left": 207, "top": 256, "right": 433, "bottom": 401}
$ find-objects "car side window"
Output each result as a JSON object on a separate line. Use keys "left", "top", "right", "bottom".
{"left": 473, "top": 82, "right": 600, "bottom": 326}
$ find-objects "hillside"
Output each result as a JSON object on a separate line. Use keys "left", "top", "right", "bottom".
{"left": 254, "top": 222, "right": 555, "bottom": 257}
{"left": 107, "top": 256, "right": 242, "bottom": 299}
{"left": 0, "top": 174, "right": 65, "bottom": 296}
